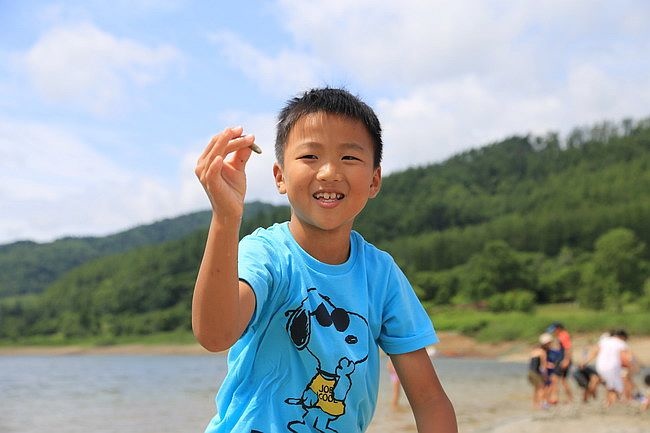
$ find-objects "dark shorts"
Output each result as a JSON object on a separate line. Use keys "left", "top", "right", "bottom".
{"left": 552, "top": 360, "right": 572, "bottom": 378}
{"left": 573, "top": 366, "right": 598, "bottom": 388}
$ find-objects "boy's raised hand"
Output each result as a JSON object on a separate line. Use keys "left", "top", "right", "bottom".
{"left": 195, "top": 126, "right": 256, "bottom": 218}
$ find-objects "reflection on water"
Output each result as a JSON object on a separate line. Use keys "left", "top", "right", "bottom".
{"left": 0, "top": 354, "right": 524, "bottom": 433}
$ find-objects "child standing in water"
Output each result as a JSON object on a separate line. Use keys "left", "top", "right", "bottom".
{"left": 193, "top": 87, "right": 457, "bottom": 432}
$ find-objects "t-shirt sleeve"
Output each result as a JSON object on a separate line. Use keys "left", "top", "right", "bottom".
{"left": 238, "top": 233, "right": 280, "bottom": 328}
{"left": 378, "top": 261, "right": 438, "bottom": 355}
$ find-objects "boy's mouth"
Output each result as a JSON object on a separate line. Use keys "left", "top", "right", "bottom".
{"left": 313, "top": 192, "right": 344, "bottom": 201}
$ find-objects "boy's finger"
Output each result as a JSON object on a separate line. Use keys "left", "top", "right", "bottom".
{"left": 195, "top": 151, "right": 222, "bottom": 187}
{"left": 228, "top": 146, "right": 253, "bottom": 172}
{"left": 203, "top": 155, "right": 224, "bottom": 185}
{"left": 202, "top": 127, "right": 247, "bottom": 175}
{"left": 201, "top": 126, "right": 244, "bottom": 162}
{"left": 224, "top": 134, "right": 258, "bottom": 156}
{"left": 199, "top": 132, "right": 256, "bottom": 180}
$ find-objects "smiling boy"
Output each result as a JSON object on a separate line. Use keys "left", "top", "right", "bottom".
{"left": 193, "top": 87, "right": 457, "bottom": 432}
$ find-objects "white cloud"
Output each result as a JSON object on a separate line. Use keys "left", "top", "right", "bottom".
{"left": 179, "top": 110, "right": 288, "bottom": 213}
{"left": 269, "top": 0, "right": 650, "bottom": 170}
{"left": 377, "top": 63, "right": 650, "bottom": 174}
{"left": 19, "top": 22, "right": 181, "bottom": 116}
{"left": 3, "top": 1, "right": 649, "bottom": 244}
{"left": 278, "top": 0, "right": 524, "bottom": 87}
{"left": 0, "top": 110, "right": 286, "bottom": 244}
{"left": 0, "top": 118, "right": 192, "bottom": 243}
{"left": 376, "top": 77, "right": 560, "bottom": 173}
{"left": 278, "top": 0, "right": 650, "bottom": 91}
{"left": 565, "top": 61, "right": 650, "bottom": 126}
{"left": 209, "top": 30, "right": 327, "bottom": 97}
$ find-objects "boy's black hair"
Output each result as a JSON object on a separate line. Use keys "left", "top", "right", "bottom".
{"left": 275, "top": 87, "right": 383, "bottom": 168}
{"left": 645, "top": 373, "right": 650, "bottom": 387}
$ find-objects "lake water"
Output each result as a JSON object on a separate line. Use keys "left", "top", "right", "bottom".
{"left": 0, "top": 354, "right": 526, "bottom": 433}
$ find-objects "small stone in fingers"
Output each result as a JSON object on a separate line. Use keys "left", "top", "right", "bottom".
{"left": 250, "top": 143, "right": 262, "bottom": 154}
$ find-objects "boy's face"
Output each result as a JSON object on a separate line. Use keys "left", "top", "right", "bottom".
{"left": 273, "top": 112, "right": 381, "bottom": 234}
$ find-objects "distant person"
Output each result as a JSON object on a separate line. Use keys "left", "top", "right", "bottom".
{"left": 547, "top": 322, "right": 573, "bottom": 403}
{"left": 582, "top": 329, "right": 632, "bottom": 407}
{"left": 528, "top": 333, "right": 552, "bottom": 409}
{"left": 573, "top": 365, "right": 600, "bottom": 402}
{"left": 386, "top": 357, "right": 402, "bottom": 409}
{"left": 621, "top": 340, "right": 641, "bottom": 402}
{"left": 640, "top": 374, "right": 650, "bottom": 411}
{"left": 192, "top": 87, "right": 457, "bottom": 432}
{"left": 573, "top": 336, "right": 602, "bottom": 403}
{"left": 545, "top": 338, "right": 562, "bottom": 404}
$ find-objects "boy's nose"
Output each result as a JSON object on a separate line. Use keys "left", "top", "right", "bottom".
{"left": 316, "top": 162, "right": 341, "bottom": 181}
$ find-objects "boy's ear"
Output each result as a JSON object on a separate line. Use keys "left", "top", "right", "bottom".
{"left": 273, "top": 162, "right": 287, "bottom": 194}
{"left": 369, "top": 166, "right": 382, "bottom": 198}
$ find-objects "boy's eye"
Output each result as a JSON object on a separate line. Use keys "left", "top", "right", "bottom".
{"left": 342, "top": 155, "right": 361, "bottom": 161}
{"left": 298, "top": 154, "right": 317, "bottom": 160}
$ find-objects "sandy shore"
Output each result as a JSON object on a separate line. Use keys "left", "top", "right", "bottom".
{"left": 368, "top": 371, "right": 649, "bottom": 433}
{"left": 2, "top": 331, "right": 649, "bottom": 362}
{"left": 0, "top": 342, "right": 212, "bottom": 356}
{"left": 3, "top": 332, "right": 648, "bottom": 432}
{"left": 5, "top": 332, "right": 650, "bottom": 358}
{"left": 435, "top": 332, "right": 650, "bottom": 365}
{"left": 369, "top": 332, "right": 650, "bottom": 433}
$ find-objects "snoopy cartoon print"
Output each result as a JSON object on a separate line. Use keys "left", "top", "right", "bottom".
{"left": 284, "top": 288, "right": 369, "bottom": 432}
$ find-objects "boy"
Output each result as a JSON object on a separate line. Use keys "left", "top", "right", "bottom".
{"left": 193, "top": 88, "right": 457, "bottom": 432}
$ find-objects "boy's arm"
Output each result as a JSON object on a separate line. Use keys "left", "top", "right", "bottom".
{"left": 192, "top": 126, "right": 257, "bottom": 352}
{"left": 391, "top": 349, "right": 458, "bottom": 433}
{"left": 540, "top": 349, "right": 549, "bottom": 378}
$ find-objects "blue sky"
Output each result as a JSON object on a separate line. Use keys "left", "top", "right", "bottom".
{"left": 1, "top": 0, "right": 649, "bottom": 244}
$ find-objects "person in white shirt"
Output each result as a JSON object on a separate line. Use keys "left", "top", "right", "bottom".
{"left": 582, "top": 329, "right": 631, "bottom": 407}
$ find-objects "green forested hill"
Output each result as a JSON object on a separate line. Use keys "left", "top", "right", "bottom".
{"left": 357, "top": 124, "right": 649, "bottom": 251}
{"left": 2, "top": 118, "right": 649, "bottom": 341}
{"left": 0, "top": 201, "right": 282, "bottom": 298}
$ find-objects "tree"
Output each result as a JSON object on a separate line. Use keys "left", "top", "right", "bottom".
{"left": 592, "top": 228, "right": 646, "bottom": 311}
{"left": 461, "top": 240, "right": 532, "bottom": 302}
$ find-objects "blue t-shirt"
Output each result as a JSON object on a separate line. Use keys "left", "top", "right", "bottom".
{"left": 205, "top": 222, "right": 437, "bottom": 433}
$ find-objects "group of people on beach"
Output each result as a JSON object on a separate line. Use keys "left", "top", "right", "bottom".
{"left": 528, "top": 322, "right": 649, "bottom": 411}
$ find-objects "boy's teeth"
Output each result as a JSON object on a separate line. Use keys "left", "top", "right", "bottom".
{"left": 316, "top": 192, "right": 342, "bottom": 200}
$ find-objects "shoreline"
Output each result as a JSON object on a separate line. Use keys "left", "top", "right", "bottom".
{"left": 2, "top": 332, "right": 649, "bottom": 364}
{"left": 0, "top": 342, "right": 212, "bottom": 356}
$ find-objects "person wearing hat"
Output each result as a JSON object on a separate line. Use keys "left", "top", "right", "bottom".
{"left": 528, "top": 333, "right": 553, "bottom": 409}
{"left": 547, "top": 322, "right": 574, "bottom": 403}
